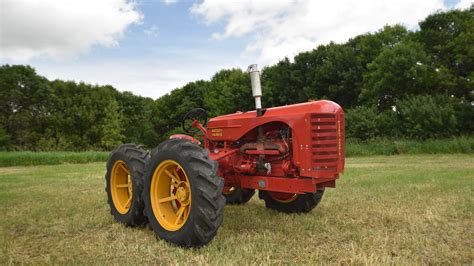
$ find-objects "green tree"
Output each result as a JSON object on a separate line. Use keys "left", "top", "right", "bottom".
{"left": 204, "top": 69, "right": 253, "bottom": 117}
{"left": 0, "top": 65, "right": 53, "bottom": 150}
{"left": 152, "top": 80, "right": 208, "bottom": 142}
{"left": 361, "top": 39, "right": 438, "bottom": 110}
{"left": 100, "top": 99, "right": 125, "bottom": 150}
{"left": 349, "top": 25, "right": 409, "bottom": 67}
{"left": 295, "top": 43, "right": 363, "bottom": 108}
{"left": 417, "top": 6, "right": 474, "bottom": 100}
{"left": 117, "top": 92, "right": 159, "bottom": 147}
{"left": 261, "top": 58, "right": 304, "bottom": 107}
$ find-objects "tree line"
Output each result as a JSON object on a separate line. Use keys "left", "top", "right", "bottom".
{"left": 0, "top": 7, "right": 472, "bottom": 151}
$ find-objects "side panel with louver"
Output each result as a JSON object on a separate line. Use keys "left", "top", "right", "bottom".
{"left": 309, "top": 113, "right": 344, "bottom": 177}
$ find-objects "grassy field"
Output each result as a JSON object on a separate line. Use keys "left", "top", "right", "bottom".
{"left": 0, "top": 154, "right": 472, "bottom": 264}
{"left": 0, "top": 151, "right": 109, "bottom": 167}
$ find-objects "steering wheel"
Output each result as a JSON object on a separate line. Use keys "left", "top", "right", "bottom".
{"left": 182, "top": 108, "right": 208, "bottom": 133}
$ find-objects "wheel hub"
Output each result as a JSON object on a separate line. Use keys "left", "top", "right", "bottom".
{"left": 176, "top": 186, "right": 188, "bottom": 203}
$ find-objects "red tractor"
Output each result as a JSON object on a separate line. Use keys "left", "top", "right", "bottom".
{"left": 105, "top": 64, "right": 345, "bottom": 247}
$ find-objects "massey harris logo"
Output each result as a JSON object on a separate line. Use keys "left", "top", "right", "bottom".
{"left": 211, "top": 128, "right": 223, "bottom": 137}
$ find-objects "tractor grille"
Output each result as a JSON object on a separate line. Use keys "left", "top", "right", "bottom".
{"left": 310, "top": 113, "right": 340, "bottom": 172}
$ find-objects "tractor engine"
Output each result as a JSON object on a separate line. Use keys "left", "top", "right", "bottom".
{"left": 211, "top": 123, "right": 293, "bottom": 177}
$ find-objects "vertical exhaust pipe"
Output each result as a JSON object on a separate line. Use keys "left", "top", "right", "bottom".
{"left": 248, "top": 64, "right": 263, "bottom": 117}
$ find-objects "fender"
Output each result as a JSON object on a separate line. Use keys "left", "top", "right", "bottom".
{"left": 169, "top": 134, "right": 201, "bottom": 145}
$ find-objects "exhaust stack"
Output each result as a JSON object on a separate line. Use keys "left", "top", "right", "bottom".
{"left": 248, "top": 64, "right": 263, "bottom": 116}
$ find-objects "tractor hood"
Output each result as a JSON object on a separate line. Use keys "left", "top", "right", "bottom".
{"left": 207, "top": 100, "right": 343, "bottom": 142}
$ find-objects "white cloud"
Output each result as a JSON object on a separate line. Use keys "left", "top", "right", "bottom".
{"left": 455, "top": 0, "right": 473, "bottom": 9}
{"left": 36, "top": 61, "right": 202, "bottom": 99}
{"left": 33, "top": 55, "right": 240, "bottom": 99}
{"left": 162, "top": 0, "right": 178, "bottom": 6}
{"left": 0, "top": 0, "right": 142, "bottom": 61}
{"left": 143, "top": 25, "right": 159, "bottom": 37}
{"left": 191, "top": 0, "right": 447, "bottom": 65}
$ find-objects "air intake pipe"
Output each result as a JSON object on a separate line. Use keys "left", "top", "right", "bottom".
{"left": 248, "top": 64, "right": 263, "bottom": 117}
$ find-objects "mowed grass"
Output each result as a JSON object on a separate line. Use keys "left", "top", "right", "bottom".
{"left": 0, "top": 155, "right": 472, "bottom": 264}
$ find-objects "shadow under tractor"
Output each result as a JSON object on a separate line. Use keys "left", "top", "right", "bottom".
{"left": 105, "top": 64, "right": 346, "bottom": 247}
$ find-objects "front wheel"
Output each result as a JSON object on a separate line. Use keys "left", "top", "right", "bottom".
{"left": 143, "top": 139, "right": 225, "bottom": 248}
{"left": 258, "top": 188, "right": 325, "bottom": 213}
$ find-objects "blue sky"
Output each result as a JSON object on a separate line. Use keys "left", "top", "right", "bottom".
{"left": 0, "top": 0, "right": 471, "bottom": 99}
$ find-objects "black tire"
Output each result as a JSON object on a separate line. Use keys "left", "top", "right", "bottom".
{"left": 258, "top": 188, "right": 325, "bottom": 213}
{"left": 224, "top": 187, "right": 255, "bottom": 204}
{"left": 143, "top": 139, "right": 225, "bottom": 248}
{"left": 105, "top": 143, "right": 149, "bottom": 226}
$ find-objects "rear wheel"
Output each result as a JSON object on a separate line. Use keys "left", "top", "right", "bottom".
{"left": 105, "top": 144, "right": 149, "bottom": 226}
{"left": 258, "top": 188, "right": 325, "bottom": 213}
{"left": 143, "top": 139, "right": 225, "bottom": 248}
{"left": 223, "top": 187, "right": 255, "bottom": 204}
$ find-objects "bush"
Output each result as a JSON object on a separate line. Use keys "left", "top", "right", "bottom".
{"left": 346, "top": 106, "right": 379, "bottom": 140}
{"left": 346, "top": 95, "right": 469, "bottom": 141}
{"left": 346, "top": 106, "right": 398, "bottom": 140}
{"left": 453, "top": 98, "right": 474, "bottom": 134}
{"left": 397, "top": 95, "right": 457, "bottom": 139}
{"left": 0, "top": 128, "right": 11, "bottom": 150}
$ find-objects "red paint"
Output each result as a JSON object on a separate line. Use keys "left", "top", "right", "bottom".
{"left": 169, "top": 134, "right": 201, "bottom": 145}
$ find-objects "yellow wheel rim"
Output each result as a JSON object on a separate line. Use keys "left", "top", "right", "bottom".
{"left": 274, "top": 194, "right": 298, "bottom": 203}
{"left": 150, "top": 160, "right": 192, "bottom": 231}
{"left": 111, "top": 160, "right": 133, "bottom": 214}
{"left": 268, "top": 191, "right": 298, "bottom": 203}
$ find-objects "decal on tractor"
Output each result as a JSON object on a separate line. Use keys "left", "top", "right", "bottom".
{"left": 211, "top": 128, "right": 223, "bottom": 137}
